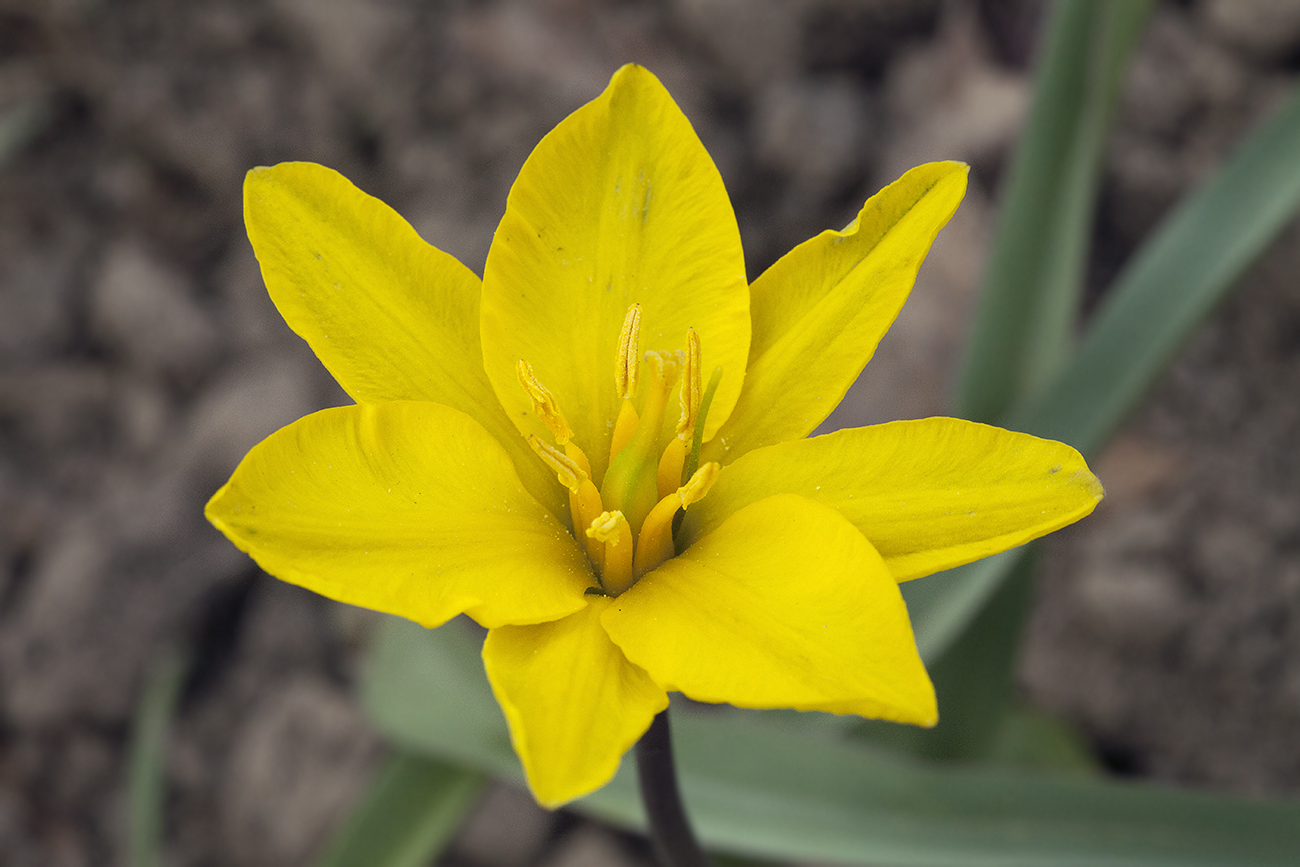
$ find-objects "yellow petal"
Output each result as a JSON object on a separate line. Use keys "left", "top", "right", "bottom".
{"left": 705, "top": 162, "right": 967, "bottom": 465}
{"left": 205, "top": 401, "right": 590, "bottom": 628}
{"left": 480, "top": 64, "right": 750, "bottom": 485}
{"left": 604, "top": 494, "right": 935, "bottom": 724}
{"left": 483, "top": 597, "right": 669, "bottom": 807}
{"left": 682, "top": 418, "right": 1104, "bottom": 582}
{"left": 244, "top": 162, "right": 565, "bottom": 522}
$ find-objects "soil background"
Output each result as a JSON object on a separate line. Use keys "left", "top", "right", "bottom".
{"left": 1, "top": 0, "right": 1299, "bottom": 865}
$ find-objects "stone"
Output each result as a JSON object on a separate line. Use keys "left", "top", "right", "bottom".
{"left": 1194, "top": 519, "right": 1271, "bottom": 585}
{"left": 0, "top": 238, "right": 78, "bottom": 362}
{"left": 753, "top": 77, "right": 872, "bottom": 193}
{"left": 1203, "top": 0, "right": 1300, "bottom": 62}
{"left": 1074, "top": 562, "right": 1191, "bottom": 646}
{"left": 221, "top": 677, "right": 382, "bottom": 866}
{"left": 89, "top": 242, "right": 219, "bottom": 382}
{"left": 449, "top": 782, "right": 558, "bottom": 866}
{"left": 669, "top": 0, "right": 801, "bottom": 85}
{"left": 538, "top": 826, "right": 646, "bottom": 867}
{"left": 177, "top": 352, "right": 321, "bottom": 495}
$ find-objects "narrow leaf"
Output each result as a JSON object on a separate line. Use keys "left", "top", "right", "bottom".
{"left": 315, "top": 752, "right": 484, "bottom": 867}
{"left": 365, "top": 617, "right": 1300, "bottom": 867}
{"left": 955, "top": 0, "right": 1153, "bottom": 422}
{"left": 1009, "top": 83, "right": 1300, "bottom": 456}
{"left": 128, "top": 648, "right": 188, "bottom": 867}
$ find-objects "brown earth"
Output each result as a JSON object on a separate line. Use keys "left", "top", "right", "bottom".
{"left": 0, "top": 0, "right": 1298, "bottom": 864}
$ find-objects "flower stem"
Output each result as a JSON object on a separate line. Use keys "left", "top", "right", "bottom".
{"left": 635, "top": 709, "right": 711, "bottom": 867}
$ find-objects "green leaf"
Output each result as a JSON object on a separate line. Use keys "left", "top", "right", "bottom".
{"left": 365, "top": 617, "right": 1300, "bottom": 867}
{"left": 1008, "top": 82, "right": 1300, "bottom": 456}
{"left": 900, "top": 548, "right": 1022, "bottom": 664}
{"left": 315, "top": 752, "right": 484, "bottom": 867}
{"left": 0, "top": 97, "right": 50, "bottom": 166}
{"left": 955, "top": 0, "right": 1153, "bottom": 423}
{"left": 921, "top": 12, "right": 1300, "bottom": 711}
{"left": 899, "top": 549, "right": 1040, "bottom": 761}
{"left": 128, "top": 648, "right": 188, "bottom": 867}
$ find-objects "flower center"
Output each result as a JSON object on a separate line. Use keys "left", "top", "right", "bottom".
{"left": 519, "top": 305, "right": 719, "bottom": 595}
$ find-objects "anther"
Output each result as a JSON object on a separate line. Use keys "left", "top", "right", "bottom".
{"left": 614, "top": 304, "right": 642, "bottom": 399}
{"left": 517, "top": 359, "right": 573, "bottom": 445}
{"left": 528, "top": 435, "right": 583, "bottom": 491}
{"left": 529, "top": 435, "right": 603, "bottom": 565}
{"left": 610, "top": 305, "right": 643, "bottom": 461}
{"left": 586, "top": 511, "right": 633, "bottom": 595}
{"left": 677, "top": 328, "right": 701, "bottom": 438}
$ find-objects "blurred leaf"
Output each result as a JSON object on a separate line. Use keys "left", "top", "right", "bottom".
{"left": 128, "top": 648, "right": 188, "bottom": 867}
{"left": 0, "top": 97, "right": 51, "bottom": 167}
{"left": 1009, "top": 82, "right": 1300, "bottom": 457}
{"left": 987, "top": 706, "right": 1100, "bottom": 777}
{"left": 365, "top": 617, "right": 1300, "bottom": 867}
{"left": 955, "top": 0, "right": 1153, "bottom": 423}
{"left": 919, "top": 8, "right": 1300, "bottom": 710}
{"left": 315, "top": 752, "right": 484, "bottom": 867}
{"left": 900, "top": 548, "right": 1021, "bottom": 664}
{"left": 898, "top": 550, "right": 1040, "bottom": 761}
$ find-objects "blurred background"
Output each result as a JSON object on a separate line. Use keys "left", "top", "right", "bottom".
{"left": 1, "top": 0, "right": 1299, "bottom": 864}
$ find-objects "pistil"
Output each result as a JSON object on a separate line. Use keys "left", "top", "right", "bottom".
{"left": 518, "top": 314, "right": 718, "bottom": 597}
{"left": 600, "top": 349, "right": 681, "bottom": 537}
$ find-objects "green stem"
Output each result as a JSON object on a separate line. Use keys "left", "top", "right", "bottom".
{"left": 635, "top": 710, "right": 711, "bottom": 867}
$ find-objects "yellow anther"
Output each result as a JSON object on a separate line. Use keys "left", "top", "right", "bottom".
{"left": 528, "top": 435, "right": 584, "bottom": 492}
{"left": 634, "top": 462, "right": 720, "bottom": 578}
{"left": 517, "top": 359, "right": 573, "bottom": 445}
{"left": 529, "top": 436, "right": 603, "bottom": 564}
{"left": 676, "top": 328, "right": 701, "bottom": 438}
{"left": 587, "top": 511, "right": 634, "bottom": 596}
{"left": 585, "top": 511, "right": 626, "bottom": 543}
{"left": 614, "top": 304, "right": 642, "bottom": 399}
{"left": 677, "top": 460, "right": 719, "bottom": 509}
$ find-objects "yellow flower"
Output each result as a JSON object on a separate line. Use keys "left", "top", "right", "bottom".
{"left": 207, "top": 65, "right": 1102, "bottom": 807}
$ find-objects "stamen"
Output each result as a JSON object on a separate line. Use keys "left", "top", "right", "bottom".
{"left": 528, "top": 435, "right": 603, "bottom": 564}
{"left": 517, "top": 359, "right": 573, "bottom": 445}
{"left": 528, "top": 435, "right": 583, "bottom": 490}
{"left": 656, "top": 437, "right": 686, "bottom": 500}
{"left": 586, "top": 511, "right": 633, "bottom": 595}
{"left": 677, "top": 461, "right": 720, "bottom": 509}
{"left": 634, "top": 462, "right": 719, "bottom": 578}
{"left": 676, "top": 328, "right": 701, "bottom": 438}
{"left": 614, "top": 304, "right": 642, "bottom": 399}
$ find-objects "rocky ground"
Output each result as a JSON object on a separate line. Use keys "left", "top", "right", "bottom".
{"left": 0, "top": 0, "right": 1298, "bottom": 865}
